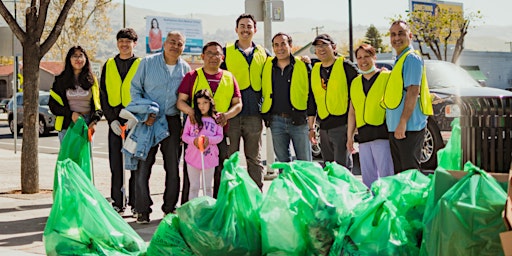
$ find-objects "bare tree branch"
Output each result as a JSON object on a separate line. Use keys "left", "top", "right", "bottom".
{"left": 40, "top": 0, "right": 77, "bottom": 56}
{"left": 0, "top": 1, "right": 26, "bottom": 44}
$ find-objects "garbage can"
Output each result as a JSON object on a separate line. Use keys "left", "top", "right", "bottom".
{"left": 459, "top": 96, "right": 512, "bottom": 173}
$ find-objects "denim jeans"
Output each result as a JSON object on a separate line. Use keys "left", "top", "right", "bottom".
{"left": 270, "top": 115, "right": 311, "bottom": 162}
{"left": 227, "top": 115, "right": 264, "bottom": 188}
{"left": 134, "top": 115, "right": 182, "bottom": 215}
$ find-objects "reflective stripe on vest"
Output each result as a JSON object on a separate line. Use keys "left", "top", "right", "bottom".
{"left": 50, "top": 89, "right": 64, "bottom": 131}
{"left": 225, "top": 43, "right": 267, "bottom": 91}
{"left": 192, "top": 68, "right": 234, "bottom": 113}
{"left": 351, "top": 71, "right": 390, "bottom": 128}
{"left": 311, "top": 57, "right": 348, "bottom": 119}
{"left": 260, "top": 57, "right": 309, "bottom": 114}
{"left": 383, "top": 50, "right": 433, "bottom": 115}
{"left": 105, "top": 58, "right": 141, "bottom": 107}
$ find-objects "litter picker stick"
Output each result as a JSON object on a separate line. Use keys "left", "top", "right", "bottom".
{"left": 198, "top": 135, "right": 206, "bottom": 196}
{"left": 88, "top": 127, "right": 95, "bottom": 185}
{"left": 120, "top": 124, "right": 127, "bottom": 209}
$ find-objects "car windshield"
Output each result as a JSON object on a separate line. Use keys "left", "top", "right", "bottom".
{"left": 425, "top": 61, "right": 482, "bottom": 89}
{"left": 39, "top": 94, "right": 49, "bottom": 105}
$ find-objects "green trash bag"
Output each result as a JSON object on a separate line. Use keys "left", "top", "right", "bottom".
{"left": 420, "top": 162, "right": 507, "bottom": 256}
{"left": 147, "top": 214, "right": 194, "bottom": 256}
{"left": 177, "top": 152, "right": 263, "bottom": 256}
{"left": 43, "top": 159, "right": 147, "bottom": 255}
{"left": 260, "top": 161, "right": 353, "bottom": 255}
{"left": 340, "top": 198, "right": 419, "bottom": 255}
{"left": 57, "top": 117, "right": 92, "bottom": 181}
{"left": 437, "top": 118, "right": 461, "bottom": 170}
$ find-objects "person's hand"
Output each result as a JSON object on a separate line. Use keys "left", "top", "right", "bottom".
{"left": 300, "top": 55, "right": 311, "bottom": 64}
{"left": 145, "top": 113, "right": 156, "bottom": 126}
{"left": 308, "top": 129, "right": 317, "bottom": 144}
{"left": 72, "top": 112, "right": 81, "bottom": 123}
{"left": 188, "top": 112, "right": 197, "bottom": 125}
{"left": 394, "top": 122, "right": 407, "bottom": 140}
{"left": 215, "top": 113, "right": 227, "bottom": 126}
{"left": 110, "top": 120, "right": 122, "bottom": 136}
{"left": 88, "top": 121, "right": 97, "bottom": 138}
{"left": 347, "top": 137, "right": 354, "bottom": 153}
{"left": 126, "top": 119, "right": 137, "bottom": 130}
{"left": 203, "top": 136, "right": 209, "bottom": 149}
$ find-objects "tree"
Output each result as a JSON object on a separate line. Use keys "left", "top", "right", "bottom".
{"left": 406, "top": 7, "right": 482, "bottom": 63}
{"left": 364, "top": 24, "right": 385, "bottom": 53}
{"left": 0, "top": 0, "right": 76, "bottom": 193}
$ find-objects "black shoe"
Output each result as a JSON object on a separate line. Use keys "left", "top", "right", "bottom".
{"left": 113, "top": 206, "right": 125, "bottom": 216}
{"left": 136, "top": 213, "right": 150, "bottom": 224}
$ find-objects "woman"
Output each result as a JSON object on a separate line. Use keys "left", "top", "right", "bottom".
{"left": 148, "top": 18, "right": 162, "bottom": 53}
{"left": 347, "top": 44, "right": 394, "bottom": 187}
{"left": 49, "top": 46, "right": 102, "bottom": 142}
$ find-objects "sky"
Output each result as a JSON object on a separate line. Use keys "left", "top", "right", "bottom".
{"left": 118, "top": 0, "right": 511, "bottom": 27}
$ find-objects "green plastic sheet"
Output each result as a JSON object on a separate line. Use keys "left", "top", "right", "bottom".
{"left": 147, "top": 214, "right": 194, "bottom": 256}
{"left": 420, "top": 162, "right": 507, "bottom": 256}
{"left": 437, "top": 118, "right": 461, "bottom": 170}
{"left": 177, "top": 152, "right": 263, "bottom": 255}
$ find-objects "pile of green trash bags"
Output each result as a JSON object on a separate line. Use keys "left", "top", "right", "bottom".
{"left": 43, "top": 117, "right": 147, "bottom": 255}
{"left": 437, "top": 118, "right": 461, "bottom": 170}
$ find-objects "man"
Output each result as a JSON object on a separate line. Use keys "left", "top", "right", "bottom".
{"left": 309, "top": 34, "right": 359, "bottom": 169}
{"left": 221, "top": 13, "right": 270, "bottom": 189}
{"left": 177, "top": 41, "right": 242, "bottom": 198}
{"left": 130, "top": 31, "right": 191, "bottom": 223}
{"left": 100, "top": 28, "right": 140, "bottom": 217}
{"left": 382, "top": 20, "right": 432, "bottom": 173}
{"left": 261, "top": 32, "right": 315, "bottom": 163}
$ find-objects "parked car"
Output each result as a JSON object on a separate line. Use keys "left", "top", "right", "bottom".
{"left": 7, "top": 91, "right": 56, "bottom": 136}
{"left": 376, "top": 59, "right": 512, "bottom": 169}
{"left": 0, "top": 98, "right": 10, "bottom": 113}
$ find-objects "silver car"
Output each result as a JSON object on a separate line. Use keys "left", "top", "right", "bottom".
{"left": 7, "top": 91, "right": 56, "bottom": 136}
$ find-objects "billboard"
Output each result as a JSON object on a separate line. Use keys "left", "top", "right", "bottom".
{"left": 146, "top": 16, "right": 203, "bottom": 55}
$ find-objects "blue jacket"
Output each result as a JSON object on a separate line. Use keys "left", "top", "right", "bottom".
{"left": 122, "top": 98, "right": 169, "bottom": 170}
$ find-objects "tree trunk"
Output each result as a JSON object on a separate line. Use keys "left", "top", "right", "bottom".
{"left": 20, "top": 15, "right": 41, "bottom": 194}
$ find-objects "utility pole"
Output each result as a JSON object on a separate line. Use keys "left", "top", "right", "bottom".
{"left": 506, "top": 42, "right": 512, "bottom": 52}
{"left": 123, "top": 0, "right": 126, "bottom": 28}
{"left": 348, "top": 0, "right": 353, "bottom": 61}
{"left": 311, "top": 26, "right": 324, "bottom": 36}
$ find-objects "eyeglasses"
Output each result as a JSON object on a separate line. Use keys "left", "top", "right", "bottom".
{"left": 314, "top": 44, "right": 330, "bottom": 49}
{"left": 71, "top": 54, "right": 85, "bottom": 60}
{"left": 205, "top": 52, "right": 223, "bottom": 58}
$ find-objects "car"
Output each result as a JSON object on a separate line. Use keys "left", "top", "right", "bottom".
{"left": 7, "top": 91, "right": 56, "bottom": 136}
{"left": 376, "top": 59, "right": 512, "bottom": 169}
{"left": 0, "top": 98, "right": 10, "bottom": 113}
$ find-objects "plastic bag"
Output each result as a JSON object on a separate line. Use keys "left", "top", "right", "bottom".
{"left": 420, "top": 162, "right": 507, "bottom": 256}
{"left": 260, "top": 161, "right": 353, "bottom": 255}
{"left": 147, "top": 214, "right": 194, "bottom": 256}
{"left": 177, "top": 152, "right": 263, "bottom": 255}
{"left": 57, "top": 117, "right": 92, "bottom": 180}
{"left": 437, "top": 118, "right": 461, "bottom": 170}
{"left": 44, "top": 159, "right": 147, "bottom": 255}
{"left": 340, "top": 198, "right": 419, "bottom": 255}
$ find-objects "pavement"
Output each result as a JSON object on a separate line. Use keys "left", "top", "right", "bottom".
{"left": 0, "top": 144, "right": 283, "bottom": 255}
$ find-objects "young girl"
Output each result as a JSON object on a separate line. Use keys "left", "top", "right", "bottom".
{"left": 181, "top": 89, "right": 223, "bottom": 199}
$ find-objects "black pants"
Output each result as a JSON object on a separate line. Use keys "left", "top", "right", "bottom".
{"left": 389, "top": 129, "right": 425, "bottom": 174}
{"left": 134, "top": 115, "right": 182, "bottom": 215}
{"left": 180, "top": 143, "right": 189, "bottom": 204}
{"left": 213, "top": 136, "right": 228, "bottom": 198}
{"left": 108, "top": 127, "right": 135, "bottom": 210}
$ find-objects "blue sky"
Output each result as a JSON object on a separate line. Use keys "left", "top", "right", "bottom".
{"left": 118, "top": 0, "right": 510, "bottom": 27}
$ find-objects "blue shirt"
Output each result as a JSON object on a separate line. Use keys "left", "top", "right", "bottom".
{"left": 131, "top": 53, "right": 191, "bottom": 116}
{"left": 386, "top": 47, "right": 427, "bottom": 132}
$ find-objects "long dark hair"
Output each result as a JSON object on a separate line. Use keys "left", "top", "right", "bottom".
{"left": 57, "top": 46, "right": 94, "bottom": 90}
{"left": 193, "top": 89, "right": 216, "bottom": 131}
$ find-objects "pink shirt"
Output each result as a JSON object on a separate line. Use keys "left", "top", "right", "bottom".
{"left": 182, "top": 116, "right": 224, "bottom": 169}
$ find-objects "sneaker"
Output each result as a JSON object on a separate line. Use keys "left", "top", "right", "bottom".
{"left": 131, "top": 208, "right": 140, "bottom": 218}
{"left": 136, "top": 213, "right": 150, "bottom": 224}
{"left": 113, "top": 206, "right": 124, "bottom": 216}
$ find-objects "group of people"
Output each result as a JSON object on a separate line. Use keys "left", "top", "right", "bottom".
{"left": 48, "top": 14, "right": 431, "bottom": 224}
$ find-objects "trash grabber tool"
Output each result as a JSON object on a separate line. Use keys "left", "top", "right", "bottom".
{"left": 198, "top": 135, "right": 207, "bottom": 196}
{"left": 88, "top": 127, "right": 95, "bottom": 185}
{"left": 120, "top": 124, "right": 127, "bottom": 210}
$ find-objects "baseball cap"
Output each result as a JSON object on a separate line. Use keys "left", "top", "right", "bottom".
{"left": 312, "top": 34, "right": 335, "bottom": 45}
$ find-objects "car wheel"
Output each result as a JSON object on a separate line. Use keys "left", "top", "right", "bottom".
{"left": 421, "top": 121, "right": 444, "bottom": 170}
{"left": 9, "top": 117, "right": 21, "bottom": 135}
{"left": 311, "top": 122, "right": 322, "bottom": 158}
{"left": 38, "top": 116, "right": 50, "bottom": 136}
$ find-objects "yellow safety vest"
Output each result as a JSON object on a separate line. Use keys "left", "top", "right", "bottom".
{"left": 51, "top": 77, "right": 102, "bottom": 131}
{"left": 225, "top": 43, "right": 267, "bottom": 91}
{"left": 351, "top": 71, "right": 390, "bottom": 128}
{"left": 382, "top": 50, "right": 433, "bottom": 115}
{"left": 261, "top": 57, "right": 309, "bottom": 114}
{"left": 105, "top": 57, "right": 141, "bottom": 107}
{"left": 310, "top": 57, "right": 349, "bottom": 119}
{"left": 191, "top": 68, "right": 235, "bottom": 113}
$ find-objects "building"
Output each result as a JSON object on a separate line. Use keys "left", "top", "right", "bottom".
{"left": 0, "top": 62, "right": 64, "bottom": 99}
